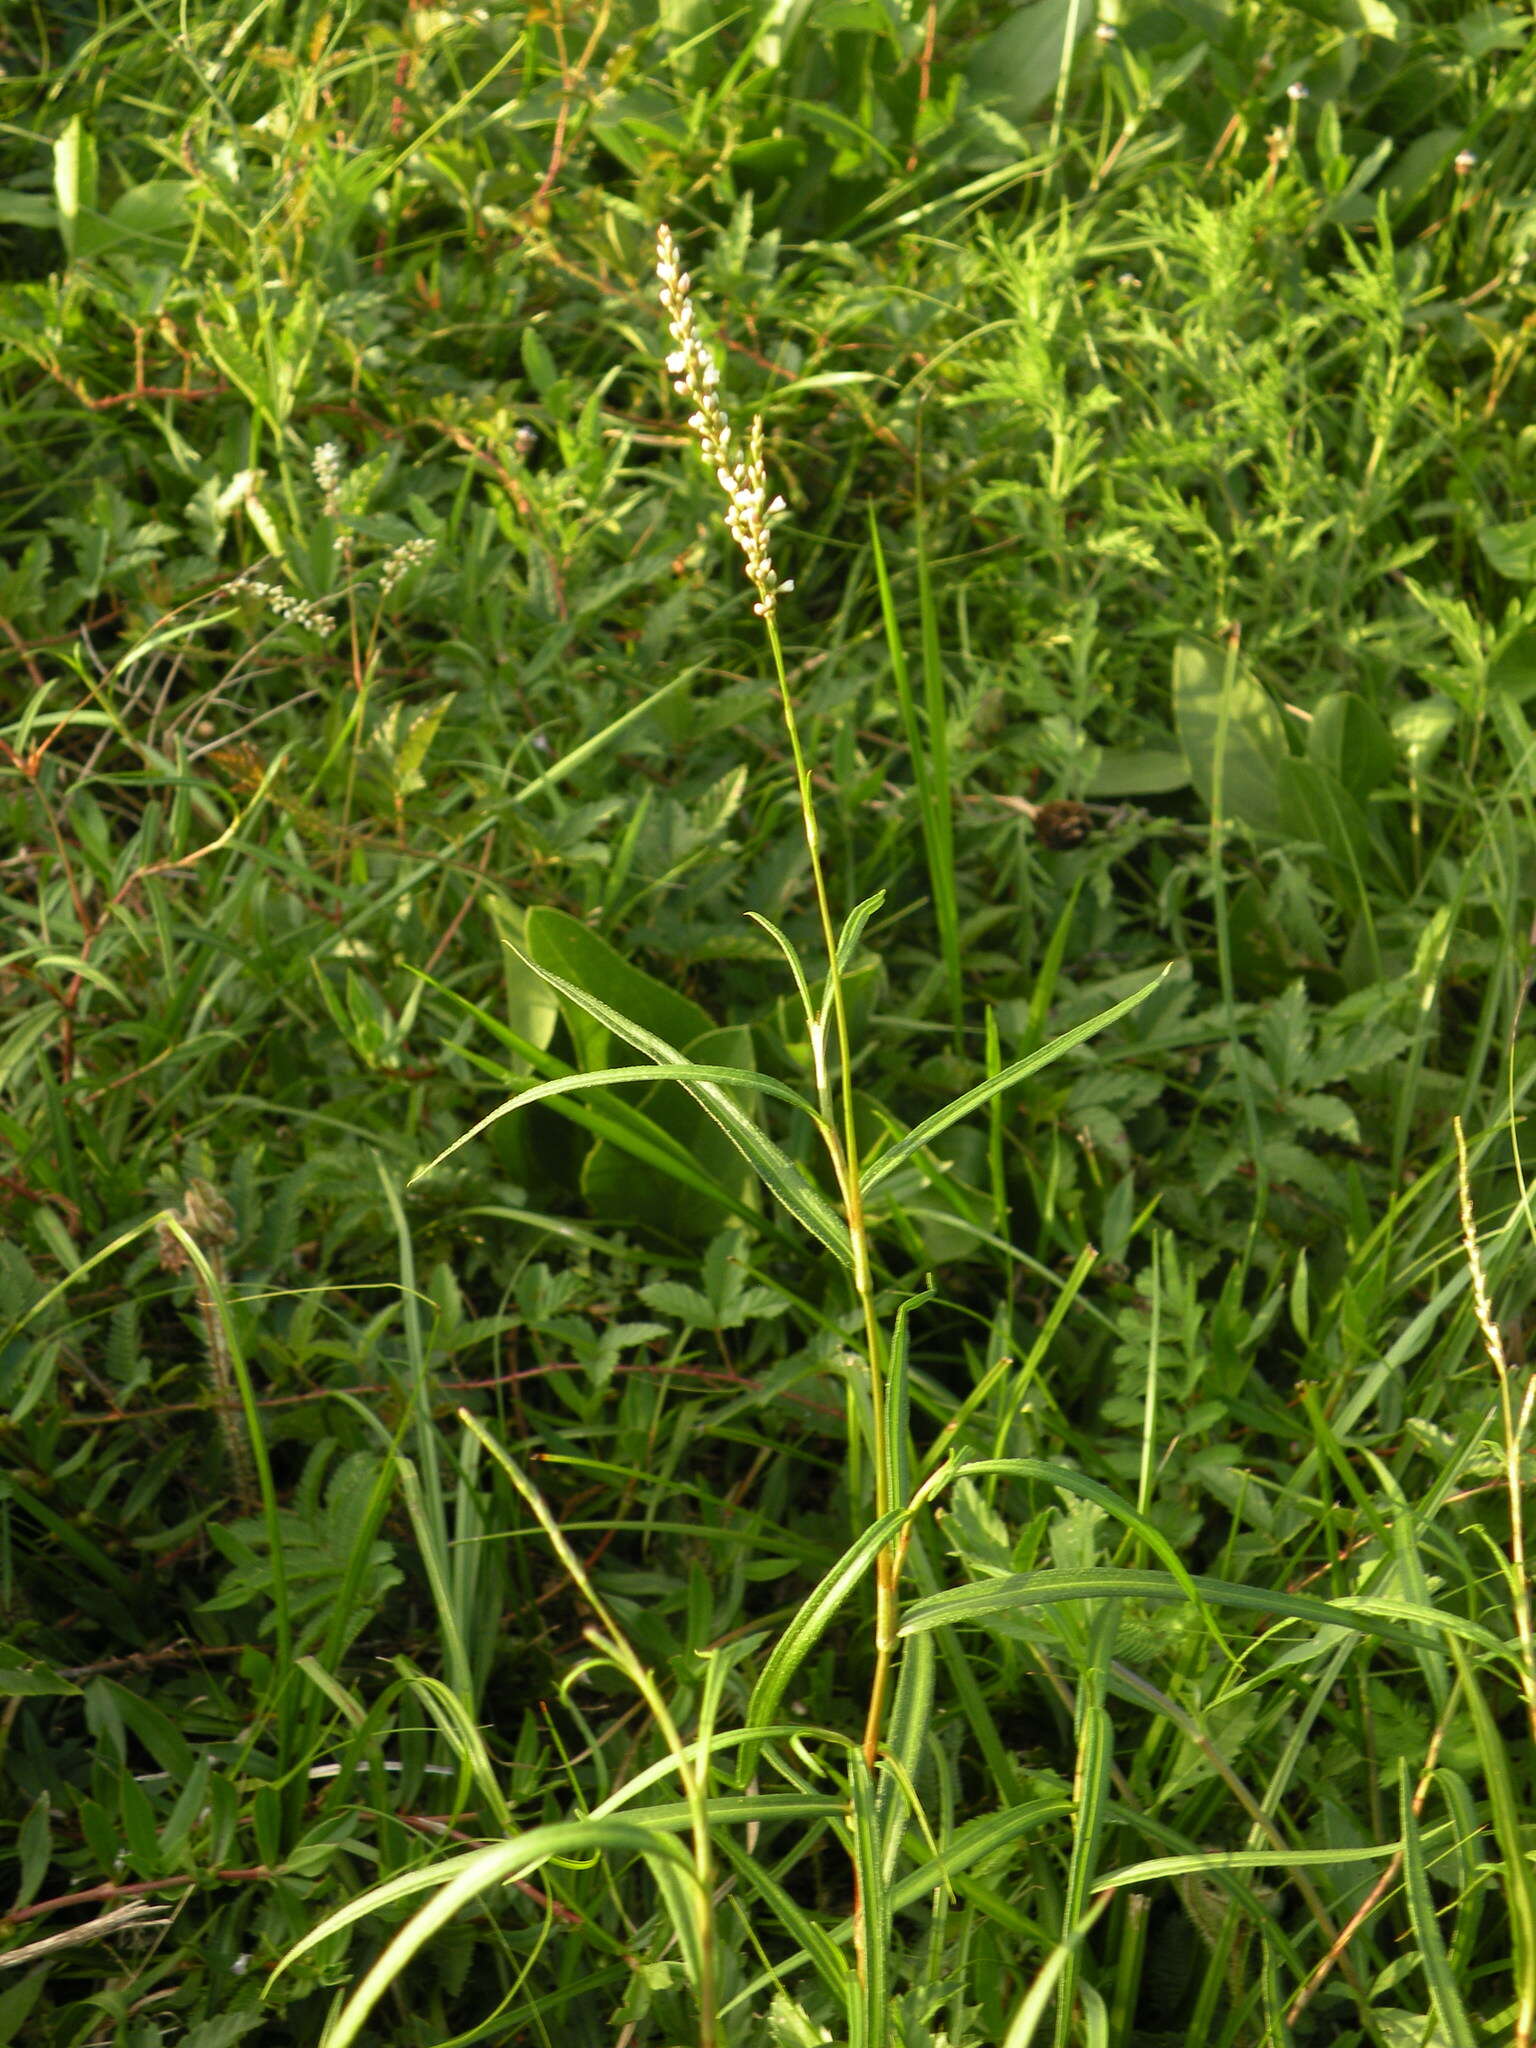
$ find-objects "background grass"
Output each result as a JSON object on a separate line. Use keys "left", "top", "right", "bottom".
{"left": 3, "top": 1, "right": 1536, "bottom": 2043}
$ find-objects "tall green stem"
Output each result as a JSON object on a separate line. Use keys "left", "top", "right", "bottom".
{"left": 763, "top": 615, "right": 895, "bottom": 1765}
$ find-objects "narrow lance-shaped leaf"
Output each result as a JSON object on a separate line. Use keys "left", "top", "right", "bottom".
{"left": 270, "top": 1822, "right": 700, "bottom": 2048}
{"left": 862, "top": 970, "right": 1169, "bottom": 1199}
{"left": 411, "top": 1063, "right": 824, "bottom": 1179}
{"left": 899, "top": 1566, "right": 1507, "bottom": 1655}
{"left": 407, "top": 969, "right": 775, "bottom": 1234}
{"left": 504, "top": 939, "right": 853, "bottom": 1266}
{"left": 743, "top": 1507, "right": 910, "bottom": 1769}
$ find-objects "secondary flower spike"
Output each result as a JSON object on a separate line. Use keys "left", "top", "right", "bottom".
{"left": 656, "top": 222, "right": 792, "bottom": 619}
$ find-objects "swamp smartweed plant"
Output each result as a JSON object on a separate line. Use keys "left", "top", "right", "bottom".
{"left": 656, "top": 222, "right": 901, "bottom": 1771}
{"left": 272, "top": 226, "right": 1163, "bottom": 2048}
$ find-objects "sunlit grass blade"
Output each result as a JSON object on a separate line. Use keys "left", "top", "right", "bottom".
{"left": 899, "top": 1566, "right": 1506, "bottom": 1656}
{"left": 410, "top": 1061, "right": 825, "bottom": 1171}
{"left": 269, "top": 1822, "right": 702, "bottom": 2046}
{"left": 502, "top": 941, "right": 853, "bottom": 1265}
{"left": 861, "top": 970, "right": 1168, "bottom": 1198}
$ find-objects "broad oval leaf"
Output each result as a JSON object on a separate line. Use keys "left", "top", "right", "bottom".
{"left": 1173, "top": 635, "right": 1288, "bottom": 833}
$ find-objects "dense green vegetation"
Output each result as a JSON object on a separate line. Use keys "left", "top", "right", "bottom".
{"left": 4, "top": 1, "right": 1536, "bottom": 2042}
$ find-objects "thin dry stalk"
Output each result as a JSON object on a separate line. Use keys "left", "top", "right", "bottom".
{"left": 156, "top": 1179, "right": 256, "bottom": 1510}
{"left": 1453, "top": 1115, "right": 1536, "bottom": 1745}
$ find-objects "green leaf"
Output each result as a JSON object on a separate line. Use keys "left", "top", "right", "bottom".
{"left": 272, "top": 1823, "right": 701, "bottom": 2048}
{"left": 0, "top": 194, "right": 57, "bottom": 230}
{"left": 583, "top": 1024, "right": 768, "bottom": 1239}
{"left": 0, "top": 1969, "right": 48, "bottom": 2046}
{"left": 1307, "top": 691, "right": 1397, "bottom": 799}
{"left": 861, "top": 970, "right": 1166, "bottom": 1199}
{"left": 525, "top": 905, "right": 713, "bottom": 1069}
{"left": 1478, "top": 516, "right": 1536, "bottom": 582}
{"left": 848, "top": 1753, "right": 888, "bottom": 2048}
{"left": 411, "top": 977, "right": 777, "bottom": 1236}
{"left": 1274, "top": 757, "right": 1381, "bottom": 887}
{"left": 101, "top": 1677, "right": 195, "bottom": 1778}
{"left": 0, "top": 1661, "right": 80, "bottom": 1697}
{"left": 899, "top": 1567, "right": 1506, "bottom": 1655}
{"left": 1382, "top": 127, "right": 1464, "bottom": 215}
{"left": 1173, "top": 636, "right": 1289, "bottom": 832}
{"left": 53, "top": 115, "right": 99, "bottom": 263}
{"left": 966, "top": 0, "right": 1090, "bottom": 123}
{"left": 102, "top": 179, "right": 193, "bottom": 254}
{"left": 1400, "top": 1774, "right": 1478, "bottom": 2048}
{"left": 1392, "top": 694, "right": 1458, "bottom": 771}
{"left": 118, "top": 1769, "right": 162, "bottom": 1877}
{"left": 1085, "top": 748, "right": 1191, "bottom": 798}
{"left": 15, "top": 1793, "right": 51, "bottom": 1911}
{"left": 744, "top": 1507, "right": 910, "bottom": 1764}
{"left": 506, "top": 939, "right": 852, "bottom": 1265}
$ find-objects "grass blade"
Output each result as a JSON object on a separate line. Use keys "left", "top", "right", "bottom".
{"left": 505, "top": 940, "right": 853, "bottom": 1265}
{"left": 861, "top": 970, "right": 1168, "bottom": 1199}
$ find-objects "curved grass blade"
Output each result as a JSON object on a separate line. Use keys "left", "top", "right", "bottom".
{"left": 412, "top": 1062, "right": 824, "bottom": 1179}
{"left": 743, "top": 1506, "right": 910, "bottom": 1771}
{"left": 407, "top": 970, "right": 772, "bottom": 1233}
{"left": 946, "top": 1458, "right": 1228, "bottom": 1656}
{"left": 746, "top": 909, "right": 816, "bottom": 1026}
{"left": 506, "top": 940, "right": 852, "bottom": 1266}
{"left": 1097, "top": 1838, "right": 1432, "bottom": 1889}
{"left": 861, "top": 969, "right": 1169, "bottom": 1199}
{"left": 899, "top": 1567, "right": 1507, "bottom": 1655}
{"left": 833, "top": 889, "right": 887, "bottom": 980}
{"left": 269, "top": 1822, "right": 699, "bottom": 2047}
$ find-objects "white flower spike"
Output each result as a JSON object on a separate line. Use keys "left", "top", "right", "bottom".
{"left": 656, "top": 222, "right": 789, "bottom": 620}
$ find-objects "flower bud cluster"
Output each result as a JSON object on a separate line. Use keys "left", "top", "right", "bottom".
{"left": 656, "top": 222, "right": 791, "bottom": 619}
{"left": 312, "top": 441, "right": 346, "bottom": 516}
{"left": 379, "top": 535, "right": 437, "bottom": 598}
{"left": 228, "top": 571, "right": 337, "bottom": 637}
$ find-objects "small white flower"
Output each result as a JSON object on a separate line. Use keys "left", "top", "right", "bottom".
{"left": 1094, "top": 21, "right": 1116, "bottom": 40}
{"left": 1454, "top": 149, "right": 1478, "bottom": 174}
{"left": 1285, "top": 80, "right": 1308, "bottom": 101}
